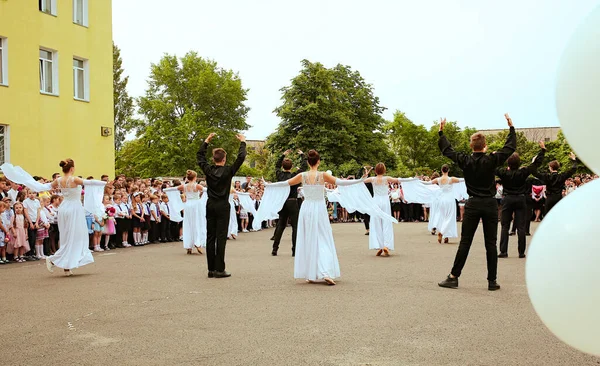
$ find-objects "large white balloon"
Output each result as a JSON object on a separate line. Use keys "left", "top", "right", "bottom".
{"left": 526, "top": 179, "right": 600, "bottom": 356}
{"left": 326, "top": 170, "right": 332, "bottom": 176}
{"left": 556, "top": 5, "right": 600, "bottom": 174}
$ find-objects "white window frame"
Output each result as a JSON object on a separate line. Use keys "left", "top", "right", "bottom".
{"left": 73, "top": 0, "right": 89, "bottom": 27}
{"left": 0, "top": 37, "right": 7, "bottom": 86}
{"left": 39, "top": 0, "right": 57, "bottom": 16}
{"left": 0, "top": 125, "right": 10, "bottom": 165}
{"left": 39, "top": 48, "right": 59, "bottom": 96}
{"left": 73, "top": 57, "right": 89, "bottom": 101}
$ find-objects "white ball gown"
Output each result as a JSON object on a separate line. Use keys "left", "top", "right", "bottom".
{"left": 228, "top": 194, "right": 238, "bottom": 237}
{"left": 49, "top": 178, "right": 94, "bottom": 269}
{"left": 182, "top": 184, "right": 207, "bottom": 249}
{"left": 368, "top": 178, "right": 395, "bottom": 251}
{"left": 294, "top": 172, "right": 340, "bottom": 281}
{"left": 429, "top": 179, "right": 458, "bottom": 239}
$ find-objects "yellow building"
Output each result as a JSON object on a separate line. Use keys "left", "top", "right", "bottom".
{"left": 0, "top": 0, "right": 114, "bottom": 179}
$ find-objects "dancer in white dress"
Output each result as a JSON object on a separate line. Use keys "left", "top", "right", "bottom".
{"left": 228, "top": 188, "right": 238, "bottom": 240}
{"left": 179, "top": 170, "right": 205, "bottom": 255}
{"left": 283, "top": 150, "right": 364, "bottom": 285}
{"left": 46, "top": 159, "right": 94, "bottom": 276}
{"left": 363, "top": 163, "right": 400, "bottom": 256}
{"left": 429, "top": 165, "right": 460, "bottom": 244}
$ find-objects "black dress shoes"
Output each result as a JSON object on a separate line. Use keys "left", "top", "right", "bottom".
{"left": 498, "top": 253, "right": 508, "bottom": 258}
{"left": 214, "top": 271, "right": 231, "bottom": 278}
{"left": 208, "top": 271, "right": 215, "bottom": 278}
{"left": 519, "top": 254, "right": 526, "bottom": 259}
{"left": 488, "top": 281, "right": 501, "bottom": 291}
{"left": 271, "top": 250, "right": 277, "bottom": 256}
{"left": 438, "top": 275, "right": 458, "bottom": 289}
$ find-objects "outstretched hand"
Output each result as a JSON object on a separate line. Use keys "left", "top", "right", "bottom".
{"left": 439, "top": 118, "right": 447, "bottom": 132}
{"left": 283, "top": 149, "right": 292, "bottom": 156}
{"left": 505, "top": 113, "right": 513, "bottom": 127}
{"left": 236, "top": 134, "right": 246, "bottom": 142}
{"left": 297, "top": 149, "right": 304, "bottom": 155}
{"left": 205, "top": 133, "right": 217, "bottom": 143}
{"left": 569, "top": 152, "right": 577, "bottom": 161}
{"left": 539, "top": 140, "right": 546, "bottom": 150}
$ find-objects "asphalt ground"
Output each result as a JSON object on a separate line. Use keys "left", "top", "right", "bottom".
{"left": 2, "top": 222, "right": 598, "bottom": 366}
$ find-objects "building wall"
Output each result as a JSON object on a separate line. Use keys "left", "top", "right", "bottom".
{"left": 0, "top": 0, "right": 114, "bottom": 179}
{"left": 479, "top": 127, "right": 561, "bottom": 142}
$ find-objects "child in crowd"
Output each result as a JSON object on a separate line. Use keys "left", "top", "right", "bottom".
{"left": 35, "top": 198, "right": 50, "bottom": 259}
{"left": 131, "top": 193, "right": 145, "bottom": 246}
{"left": 23, "top": 190, "right": 41, "bottom": 258}
{"left": 11, "top": 202, "right": 29, "bottom": 263}
{"left": 159, "top": 194, "right": 171, "bottom": 243}
{"left": 0, "top": 202, "right": 10, "bottom": 263}
{"left": 46, "top": 195, "right": 60, "bottom": 254}
{"left": 114, "top": 194, "right": 132, "bottom": 248}
{"left": 149, "top": 195, "right": 161, "bottom": 243}
{"left": 142, "top": 194, "right": 152, "bottom": 244}
{"left": 92, "top": 210, "right": 105, "bottom": 252}
{"left": 103, "top": 195, "right": 116, "bottom": 250}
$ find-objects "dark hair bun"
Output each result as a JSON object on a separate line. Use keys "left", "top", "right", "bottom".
{"left": 59, "top": 160, "right": 67, "bottom": 168}
{"left": 307, "top": 150, "right": 320, "bottom": 166}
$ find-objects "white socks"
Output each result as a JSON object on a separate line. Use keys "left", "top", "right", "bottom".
{"left": 35, "top": 244, "right": 45, "bottom": 258}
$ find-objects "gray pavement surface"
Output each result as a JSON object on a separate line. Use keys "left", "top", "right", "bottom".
{"left": 1, "top": 222, "right": 598, "bottom": 366}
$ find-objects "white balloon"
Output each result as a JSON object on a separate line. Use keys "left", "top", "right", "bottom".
{"left": 526, "top": 179, "right": 600, "bottom": 356}
{"left": 556, "top": 5, "right": 600, "bottom": 174}
{"left": 326, "top": 170, "right": 332, "bottom": 175}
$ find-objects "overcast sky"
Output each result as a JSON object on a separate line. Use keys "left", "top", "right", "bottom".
{"left": 113, "top": 0, "right": 600, "bottom": 140}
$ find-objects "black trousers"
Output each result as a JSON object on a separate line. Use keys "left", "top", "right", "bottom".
{"left": 450, "top": 197, "right": 498, "bottom": 281}
{"left": 499, "top": 195, "right": 526, "bottom": 256}
{"left": 545, "top": 194, "right": 562, "bottom": 215}
{"left": 169, "top": 221, "right": 180, "bottom": 241}
{"left": 27, "top": 228, "right": 37, "bottom": 255}
{"left": 272, "top": 199, "right": 300, "bottom": 253}
{"left": 364, "top": 214, "right": 370, "bottom": 230}
{"left": 149, "top": 221, "right": 159, "bottom": 242}
{"left": 524, "top": 200, "right": 533, "bottom": 234}
{"left": 401, "top": 203, "right": 413, "bottom": 221}
{"left": 160, "top": 219, "right": 170, "bottom": 240}
{"left": 206, "top": 199, "right": 230, "bottom": 272}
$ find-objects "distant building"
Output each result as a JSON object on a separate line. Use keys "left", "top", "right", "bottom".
{"left": 245, "top": 139, "right": 266, "bottom": 168}
{"left": 479, "top": 127, "right": 561, "bottom": 143}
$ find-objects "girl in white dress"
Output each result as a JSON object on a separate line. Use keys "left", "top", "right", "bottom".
{"left": 430, "top": 165, "right": 461, "bottom": 244}
{"left": 178, "top": 170, "right": 205, "bottom": 255}
{"left": 228, "top": 188, "right": 238, "bottom": 240}
{"left": 284, "top": 150, "right": 363, "bottom": 285}
{"left": 46, "top": 159, "right": 94, "bottom": 276}
{"left": 363, "top": 163, "right": 400, "bottom": 256}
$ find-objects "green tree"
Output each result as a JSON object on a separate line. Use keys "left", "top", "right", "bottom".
{"left": 119, "top": 52, "right": 250, "bottom": 177}
{"left": 267, "top": 60, "right": 395, "bottom": 170}
{"left": 113, "top": 43, "right": 136, "bottom": 151}
{"left": 385, "top": 111, "right": 435, "bottom": 170}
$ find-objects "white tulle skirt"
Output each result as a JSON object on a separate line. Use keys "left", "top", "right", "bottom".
{"left": 183, "top": 199, "right": 206, "bottom": 249}
{"left": 368, "top": 195, "right": 395, "bottom": 250}
{"left": 49, "top": 200, "right": 94, "bottom": 270}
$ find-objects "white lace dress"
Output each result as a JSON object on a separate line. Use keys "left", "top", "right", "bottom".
{"left": 228, "top": 194, "right": 238, "bottom": 237}
{"left": 429, "top": 179, "right": 458, "bottom": 239}
{"left": 183, "top": 184, "right": 207, "bottom": 249}
{"left": 369, "top": 177, "right": 395, "bottom": 250}
{"left": 294, "top": 172, "right": 340, "bottom": 281}
{"left": 49, "top": 178, "right": 94, "bottom": 270}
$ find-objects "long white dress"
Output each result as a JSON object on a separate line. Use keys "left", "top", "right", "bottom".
{"left": 183, "top": 184, "right": 207, "bottom": 249}
{"left": 294, "top": 172, "right": 340, "bottom": 281}
{"left": 369, "top": 177, "right": 395, "bottom": 251}
{"left": 49, "top": 177, "right": 94, "bottom": 270}
{"left": 228, "top": 194, "right": 238, "bottom": 237}
{"left": 429, "top": 179, "right": 458, "bottom": 239}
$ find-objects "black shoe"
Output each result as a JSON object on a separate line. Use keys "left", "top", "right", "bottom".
{"left": 270, "top": 236, "right": 275, "bottom": 241}
{"left": 214, "top": 271, "right": 231, "bottom": 278}
{"left": 292, "top": 251, "right": 295, "bottom": 257}
{"left": 509, "top": 232, "right": 515, "bottom": 236}
{"left": 438, "top": 275, "right": 458, "bottom": 289}
{"left": 208, "top": 271, "right": 215, "bottom": 278}
{"left": 365, "top": 231, "right": 369, "bottom": 236}
{"left": 271, "top": 250, "right": 277, "bottom": 256}
{"left": 526, "top": 233, "right": 531, "bottom": 236}
{"left": 498, "top": 253, "right": 508, "bottom": 258}
{"left": 488, "top": 281, "right": 501, "bottom": 291}
{"left": 519, "top": 254, "right": 526, "bottom": 259}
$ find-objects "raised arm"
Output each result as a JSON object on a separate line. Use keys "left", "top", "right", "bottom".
{"left": 275, "top": 151, "right": 287, "bottom": 180}
{"left": 197, "top": 133, "right": 215, "bottom": 176}
{"left": 526, "top": 141, "right": 547, "bottom": 175}
{"left": 560, "top": 153, "right": 578, "bottom": 181}
{"left": 438, "top": 118, "right": 467, "bottom": 168}
{"left": 296, "top": 150, "right": 307, "bottom": 174}
{"left": 492, "top": 114, "right": 517, "bottom": 166}
{"left": 231, "top": 134, "right": 247, "bottom": 176}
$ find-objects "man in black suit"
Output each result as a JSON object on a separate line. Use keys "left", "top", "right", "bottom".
{"left": 438, "top": 114, "right": 516, "bottom": 291}
{"left": 271, "top": 149, "right": 307, "bottom": 256}
{"left": 496, "top": 142, "right": 546, "bottom": 259}
{"left": 198, "top": 133, "right": 246, "bottom": 279}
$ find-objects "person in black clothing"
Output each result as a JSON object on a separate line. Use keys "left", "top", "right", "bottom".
{"left": 438, "top": 114, "right": 517, "bottom": 291}
{"left": 523, "top": 176, "right": 541, "bottom": 234}
{"left": 533, "top": 153, "right": 578, "bottom": 215}
{"left": 197, "top": 132, "right": 247, "bottom": 279}
{"left": 496, "top": 141, "right": 546, "bottom": 259}
{"left": 271, "top": 149, "right": 307, "bottom": 256}
{"left": 360, "top": 166, "right": 374, "bottom": 235}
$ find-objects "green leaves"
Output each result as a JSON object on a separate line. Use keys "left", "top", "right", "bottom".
{"left": 268, "top": 60, "right": 394, "bottom": 174}
{"left": 116, "top": 52, "right": 250, "bottom": 177}
{"left": 113, "top": 43, "right": 136, "bottom": 152}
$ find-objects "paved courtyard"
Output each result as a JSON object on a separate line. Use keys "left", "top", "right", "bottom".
{"left": 2, "top": 222, "right": 598, "bottom": 366}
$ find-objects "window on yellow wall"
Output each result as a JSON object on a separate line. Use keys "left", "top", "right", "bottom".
{"left": 40, "top": 49, "right": 58, "bottom": 95}
{"left": 73, "top": 58, "right": 89, "bottom": 101}
{"left": 39, "top": 0, "right": 57, "bottom": 16}
{"left": 73, "top": 0, "right": 88, "bottom": 26}
{"left": 0, "top": 38, "right": 6, "bottom": 86}
{"left": 0, "top": 126, "right": 7, "bottom": 165}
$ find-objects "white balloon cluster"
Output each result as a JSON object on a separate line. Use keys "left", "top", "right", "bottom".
{"left": 527, "top": 5, "right": 600, "bottom": 357}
